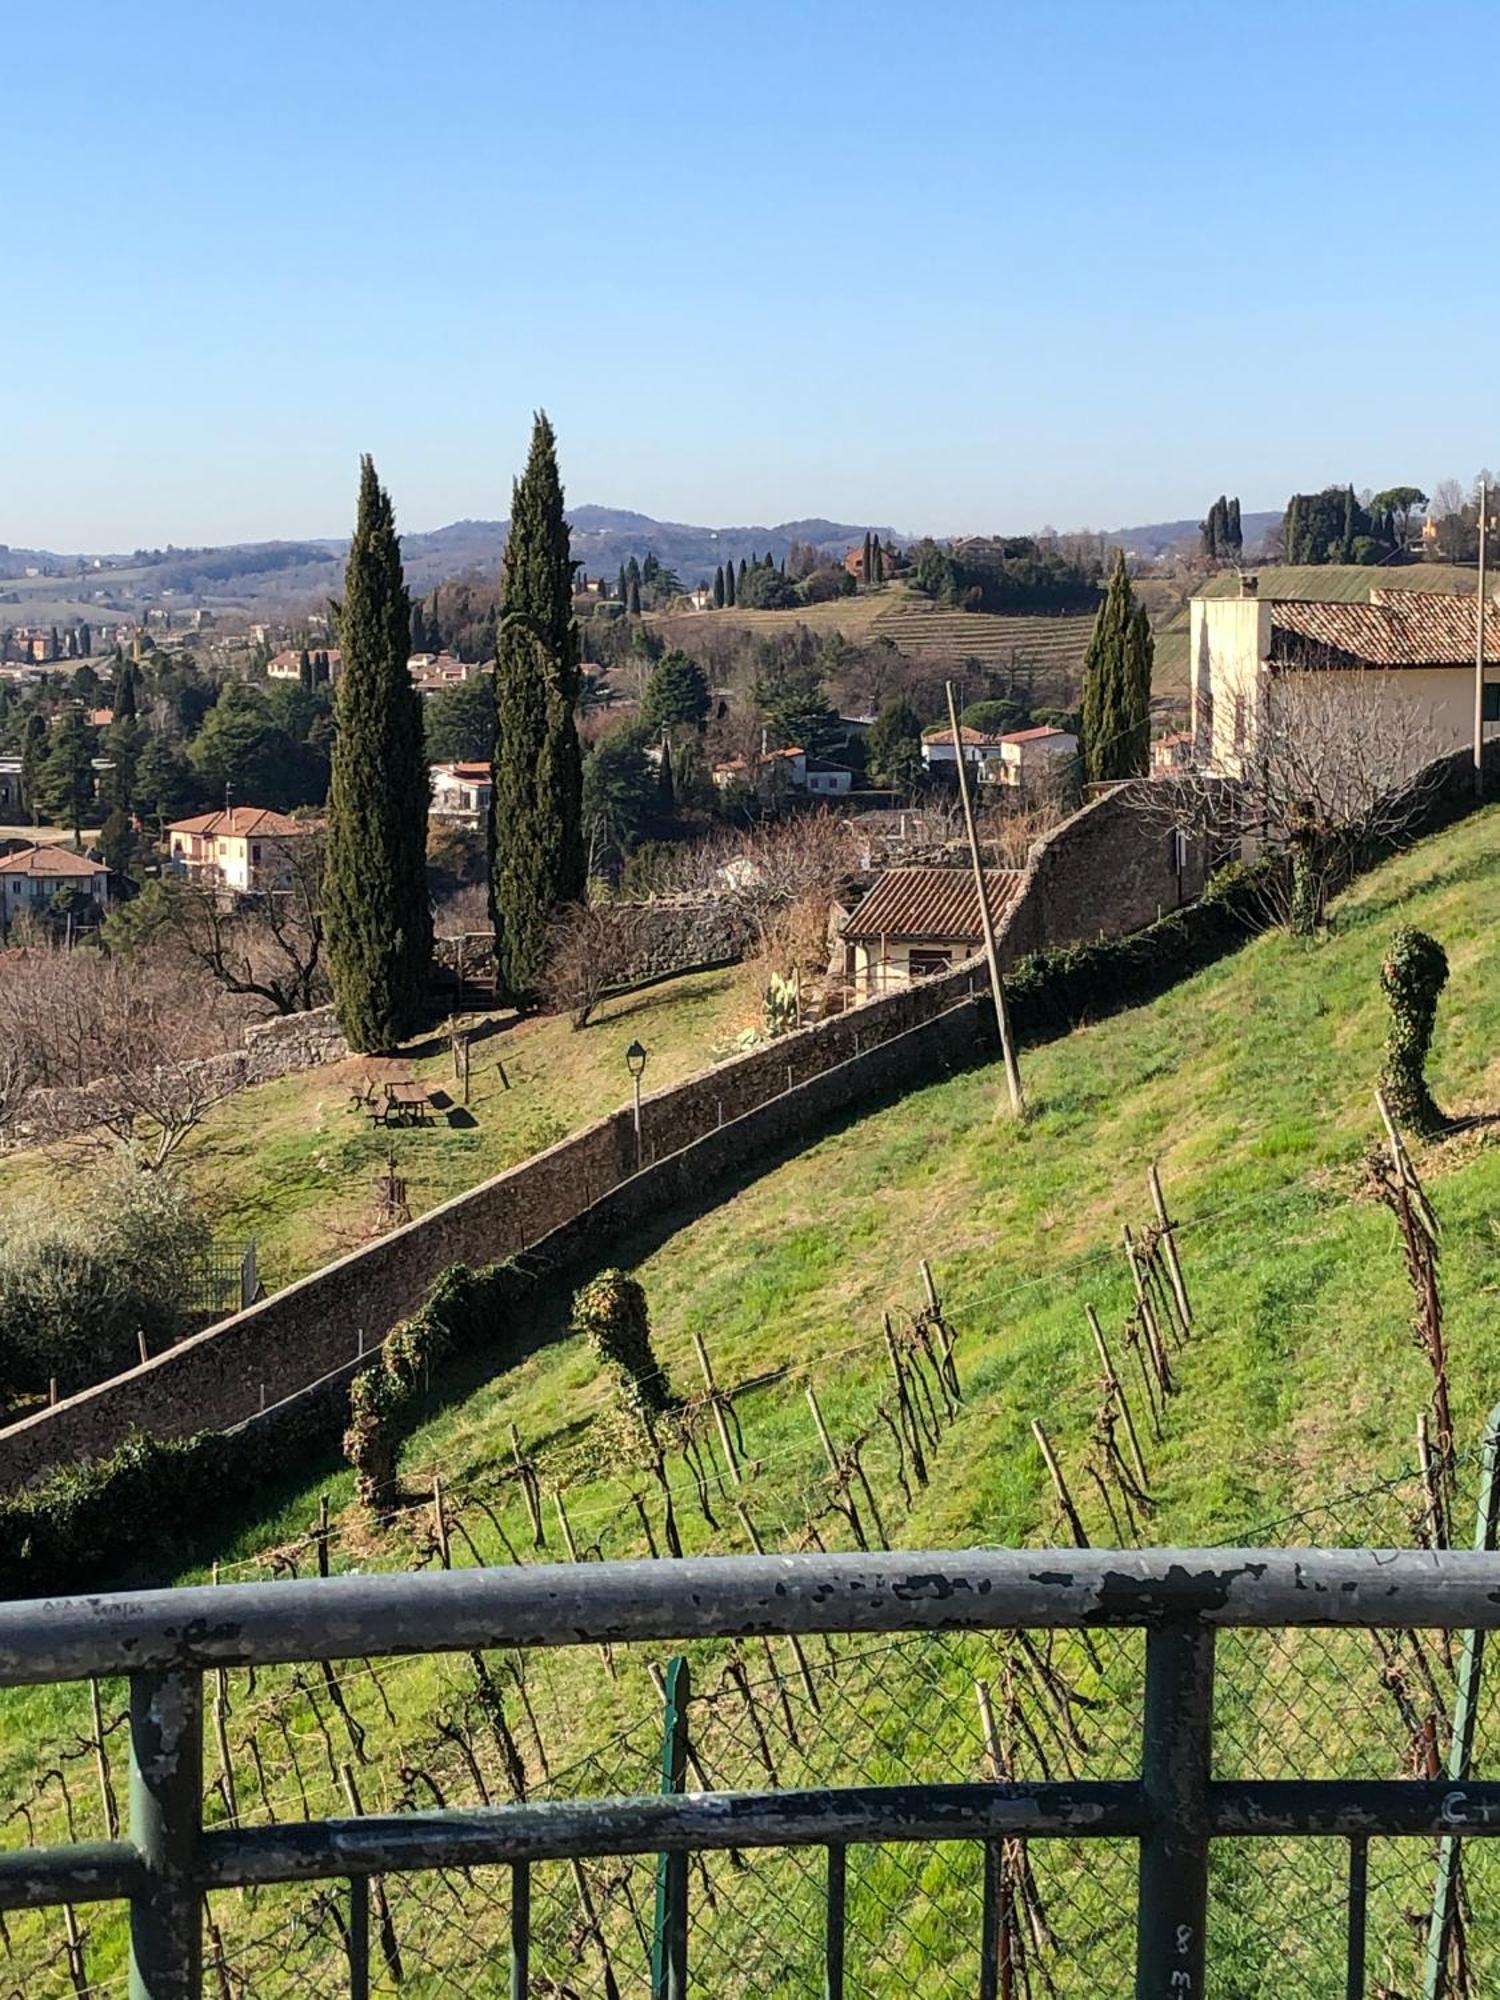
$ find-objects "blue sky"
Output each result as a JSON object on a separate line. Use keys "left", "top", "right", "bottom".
{"left": 8, "top": 0, "right": 1498, "bottom": 549}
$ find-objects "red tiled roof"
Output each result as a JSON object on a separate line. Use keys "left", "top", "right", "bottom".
{"left": 167, "top": 808, "right": 307, "bottom": 839}
{"left": 0, "top": 844, "right": 108, "bottom": 877}
{"left": 921, "top": 726, "right": 1006, "bottom": 746}
{"left": 1268, "top": 592, "right": 1500, "bottom": 670}
{"left": 1000, "top": 726, "right": 1074, "bottom": 744}
{"left": 841, "top": 866, "right": 1023, "bottom": 943}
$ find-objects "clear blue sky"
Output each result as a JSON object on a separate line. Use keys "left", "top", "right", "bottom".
{"left": 9, "top": 0, "right": 1498, "bottom": 550}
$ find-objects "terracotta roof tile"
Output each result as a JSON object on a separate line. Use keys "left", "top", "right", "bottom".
{"left": 841, "top": 866, "right": 1022, "bottom": 943}
{"left": 167, "top": 808, "right": 307, "bottom": 838}
{"left": 1269, "top": 591, "right": 1500, "bottom": 670}
{"left": 0, "top": 844, "right": 108, "bottom": 877}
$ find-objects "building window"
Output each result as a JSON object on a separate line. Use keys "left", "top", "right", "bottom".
{"left": 908, "top": 949, "right": 952, "bottom": 980}
{"left": 1484, "top": 683, "right": 1500, "bottom": 724}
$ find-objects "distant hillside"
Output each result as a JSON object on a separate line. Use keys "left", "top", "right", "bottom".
{"left": 3, "top": 513, "right": 903, "bottom": 619}
{"left": 1104, "top": 510, "right": 1283, "bottom": 559}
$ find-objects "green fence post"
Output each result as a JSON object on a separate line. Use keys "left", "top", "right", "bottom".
{"left": 1422, "top": 1400, "right": 1500, "bottom": 2000}
{"left": 129, "top": 1667, "right": 203, "bottom": 2000}
{"left": 652, "top": 1655, "right": 690, "bottom": 2000}
{"left": 510, "top": 1861, "right": 530, "bottom": 2000}
{"left": 1135, "top": 1621, "right": 1214, "bottom": 2000}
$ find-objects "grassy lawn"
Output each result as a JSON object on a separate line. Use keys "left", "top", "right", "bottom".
{"left": 0, "top": 961, "right": 762, "bottom": 1292}
{"left": 5, "top": 811, "right": 1500, "bottom": 1992}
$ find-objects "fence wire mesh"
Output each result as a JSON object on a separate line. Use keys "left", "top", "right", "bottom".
{"left": 1, "top": 1370, "right": 1495, "bottom": 1993}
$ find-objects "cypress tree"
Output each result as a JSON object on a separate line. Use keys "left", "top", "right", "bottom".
{"left": 324, "top": 455, "right": 432, "bottom": 1052}
{"left": 489, "top": 411, "right": 585, "bottom": 1006}
{"left": 658, "top": 736, "right": 675, "bottom": 812}
{"left": 724, "top": 558, "right": 736, "bottom": 607}
{"left": 299, "top": 646, "right": 313, "bottom": 690}
{"left": 617, "top": 563, "right": 628, "bottom": 604}
{"left": 1080, "top": 552, "right": 1150, "bottom": 784}
{"left": 20, "top": 713, "right": 46, "bottom": 827}
{"left": 862, "top": 531, "right": 873, "bottom": 583}
{"left": 627, "top": 576, "right": 641, "bottom": 617}
{"left": 1227, "top": 497, "right": 1242, "bottom": 553}
{"left": 713, "top": 563, "right": 725, "bottom": 608}
{"left": 737, "top": 557, "right": 747, "bottom": 593}
{"left": 872, "top": 534, "right": 884, "bottom": 583}
{"left": 114, "top": 656, "right": 137, "bottom": 721}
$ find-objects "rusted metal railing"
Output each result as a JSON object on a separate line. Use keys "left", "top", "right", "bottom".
{"left": 2, "top": 1547, "right": 1500, "bottom": 1997}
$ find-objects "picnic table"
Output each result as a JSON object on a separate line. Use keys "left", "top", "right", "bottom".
{"left": 381, "top": 1080, "right": 434, "bottom": 1128}
{"left": 356, "top": 1077, "right": 435, "bottom": 1128}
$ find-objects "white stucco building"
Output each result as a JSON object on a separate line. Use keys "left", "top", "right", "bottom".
{"left": 1189, "top": 581, "right": 1500, "bottom": 774}
{"left": 0, "top": 844, "right": 111, "bottom": 920}
{"left": 839, "top": 865, "right": 1022, "bottom": 993}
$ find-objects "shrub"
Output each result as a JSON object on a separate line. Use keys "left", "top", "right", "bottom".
{"left": 1379, "top": 927, "right": 1449, "bottom": 1135}
{"left": 572, "top": 1268, "right": 673, "bottom": 1414}
{"left": 344, "top": 1261, "right": 520, "bottom": 1511}
{"left": 0, "top": 1162, "right": 204, "bottom": 1409}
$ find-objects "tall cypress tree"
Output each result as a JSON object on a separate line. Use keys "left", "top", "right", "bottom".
{"left": 713, "top": 564, "right": 725, "bottom": 608}
{"left": 1080, "top": 552, "right": 1150, "bottom": 784}
{"left": 872, "top": 534, "right": 884, "bottom": 584}
{"left": 114, "top": 656, "right": 137, "bottom": 721}
{"left": 724, "top": 558, "right": 736, "bottom": 607}
{"left": 324, "top": 456, "right": 432, "bottom": 1052}
{"left": 489, "top": 411, "right": 585, "bottom": 1006}
{"left": 862, "top": 530, "right": 873, "bottom": 583}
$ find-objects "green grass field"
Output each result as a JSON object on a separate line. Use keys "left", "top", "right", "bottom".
{"left": 0, "top": 962, "right": 762, "bottom": 1293}
{"left": 6, "top": 810, "right": 1500, "bottom": 1992}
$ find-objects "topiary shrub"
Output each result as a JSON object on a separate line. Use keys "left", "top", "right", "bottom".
{"left": 343, "top": 1261, "right": 518, "bottom": 1512}
{"left": 572, "top": 1268, "right": 673, "bottom": 1414}
{"left": 1379, "top": 926, "right": 1450, "bottom": 1135}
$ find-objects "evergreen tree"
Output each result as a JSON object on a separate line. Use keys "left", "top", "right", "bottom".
{"left": 489, "top": 411, "right": 585, "bottom": 1006}
{"left": 713, "top": 563, "right": 725, "bottom": 608}
{"left": 100, "top": 804, "right": 137, "bottom": 877}
{"left": 1080, "top": 552, "right": 1149, "bottom": 783}
{"left": 409, "top": 602, "right": 427, "bottom": 654}
{"left": 641, "top": 650, "right": 710, "bottom": 730}
{"left": 737, "top": 557, "right": 747, "bottom": 593}
{"left": 872, "top": 534, "right": 884, "bottom": 584}
{"left": 724, "top": 557, "right": 736, "bottom": 607}
{"left": 38, "top": 709, "right": 96, "bottom": 841}
{"left": 862, "top": 531, "right": 873, "bottom": 583}
{"left": 617, "top": 563, "right": 628, "bottom": 605}
{"left": 133, "top": 737, "right": 195, "bottom": 831}
{"left": 658, "top": 736, "right": 675, "bottom": 813}
{"left": 866, "top": 698, "right": 924, "bottom": 790}
{"left": 20, "top": 713, "right": 47, "bottom": 827}
{"left": 298, "top": 647, "right": 314, "bottom": 691}
{"left": 323, "top": 455, "right": 432, "bottom": 1052}
{"left": 1226, "top": 497, "right": 1242, "bottom": 553}
{"left": 113, "top": 656, "right": 138, "bottom": 721}
{"left": 627, "top": 576, "right": 641, "bottom": 616}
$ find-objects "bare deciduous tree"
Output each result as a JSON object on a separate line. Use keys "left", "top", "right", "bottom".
{"left": 152, "top": 837, "right": 328, "bottom": 1016}
{"left": 1149, "top": 672, "right": 1445, "bottom": 933}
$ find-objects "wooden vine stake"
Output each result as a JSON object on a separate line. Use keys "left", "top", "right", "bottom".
{"left": 1148, "top": 1162, "right": 1193, "bottom": 1339}
{"left": 1030, "top": 1420, "right": 1089, "bottom": 1549}
{"left": 1086, "top": 1305, "right": 1149, "bottom": 1492}
{"left": 510, "top": 1424, "right": 546, "bottom": 1548}
{"left": 691, "top": 1327, "right": 743, "bottom": 1486}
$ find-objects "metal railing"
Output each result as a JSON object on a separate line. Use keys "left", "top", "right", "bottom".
{"left": 2, "top": 1546, "right": 1499, "bottom": 1997}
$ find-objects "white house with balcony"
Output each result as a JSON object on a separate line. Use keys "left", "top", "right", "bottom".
{"left": 429, "top": 761, "right": 493, "bottom": 826}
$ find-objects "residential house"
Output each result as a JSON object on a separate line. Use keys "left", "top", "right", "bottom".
{"left": 990, "top": 725, "right": 1078, "bottom": 788}
{"left": 167, "top": 807, "right": 315, "bottom": 893}
{"left": 712, "top": 745, "right": 809, "bottom": 791}
{"left": 920, "top": 725, "right": 1007, "bottom": 781}
{"left": 409, "top": 653, "right": 482, "bottom": 697}
{"left": 1188, "top": 579, "right": 1500, "bottom": 775}
{"left": 1151, "top": 731, "right": 1193, "bottom": 775}
{"left": 430, "top": 761, "right": 492, "bottom": 826}
{"left": 268, "top": 648, "right": 342, "bottom": 682}
{"left": 802, "top": 758, "right": 854, "bottom": 797}
{"left": 0, "top": 844, "right": 110, "bottom": 921}
{"left": 839, "top": 865, "right": 1022, "bottom": 994}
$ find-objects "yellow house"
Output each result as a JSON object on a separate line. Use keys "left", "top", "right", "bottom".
{"left": 840, "top": 866, "right": 1022, "bottom": 994}
{"left": 1189, "top": 581, "right": 1500, "bottom": 772}
{"left": 167, "top": 807, "right": 315, "bottom": 894}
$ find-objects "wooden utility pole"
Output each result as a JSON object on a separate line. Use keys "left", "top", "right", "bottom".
{"left": 1475, "top": 478, "right": 1490, "bottom": 801}
{"left": 945, "top": 679, "right": 1024, "bottom": 1114}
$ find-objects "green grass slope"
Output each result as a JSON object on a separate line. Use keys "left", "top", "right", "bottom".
{"left": 0, "top": 962, "right": 760, "bottom": 1294}
{"left": 6, "top": 812, "right": 1500, "bottom": 1994}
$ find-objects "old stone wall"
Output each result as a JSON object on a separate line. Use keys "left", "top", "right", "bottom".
{"left": 0, "top": 781, "right": 1196, "bottom": 1491}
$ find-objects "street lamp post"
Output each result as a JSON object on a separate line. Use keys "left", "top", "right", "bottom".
{"left": 626, "top": 1040, "right": 648, "bottom": 1172}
